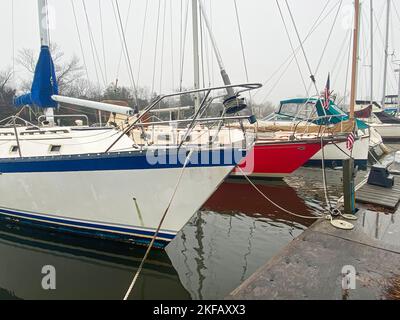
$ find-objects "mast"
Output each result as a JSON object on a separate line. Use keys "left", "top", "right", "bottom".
{"left": 38, "top": 0, "right": 50, "bottom": 46}
{"left": 381, "top": 0, "right": 391, "bottom": 109}
{"left": 37, "top": 0, "right": 55, "bottom": 124}
{"left": 370, "top": 0, "right": 374, "bottom": 107}
{"left": 192, "top": 0, "right": 201, "bottom": 112}
{"left": 349, "top": 0, "right": 360, "bottom": 121}
{"left": 198, "top": 0, "right": 234, "bottom": 97}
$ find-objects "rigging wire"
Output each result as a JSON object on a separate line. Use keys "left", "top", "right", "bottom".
{"left": 113, "top": 0, "right": 138, "bottom": 106}
{"left": 115, "top": 0, "right": 133, "bottom": 83}
{"left": 209, "top": 0, "right": 215, "bottom": 86}
{"left": 331, "top": 31, "right": 350, "bottom": 98}
{"left": 331, "top": 28, "right": 351, "bottom": 80}
{"left": 373, "top": 5, "right": 397, "bottom": 96}
{"left": 179, "top": 0, "right": 190, "bottom": 91}
{"left": 99, "top": 0, "right": 108, "bottom": 85}
{"left": 342, "top": 28, "right": 353, "bottom": 107}
{"left": 307, "top": 0, "right": 343, "bottom": 93}
{"left": 159, "top": 0, "right": 167, "bottom": 94}
{"left": 151, "top": 0, "right": 162, "bottom": 95}
{"left": 71, "top": 0, "right": 90, "bottom": 82}
{"left": 276, "top": 0, "right": 309, "bottom": 95}
{"left": 11, "top": 0, "right": 15, "bottom": 79}
{"left": 136, "top": 0, "right": 149, "bottom": 90}
{"left": 257, "top": 0, "right": 336, "bottom": 102}
{"left": 234, "top": 0, "right": 249, "bottom": 83}
{"left": 234, "top": 0, "right": 253, "bottom": 106}
{"left": 169, "top": 0, "right": 175, "bottom": 91}
{"left": 202, "top": 3, "right": 212, "bottom": 87}
{"left": 360, "top": 7, "right": 370, "bottom": 101}
{"left": 199, "top": 9, "right": 206, "bottom": 89}
{"left": 393, "top": 1, "right": 400, "bottom": 26}
{"left": 81, "top": 0, "right": 105, "bottom": 87}
{"left": 179, "top": 0, "right": 183, "bottom": 91}
{"left": 283, "top": 0, "right": 319, "bottom": 95}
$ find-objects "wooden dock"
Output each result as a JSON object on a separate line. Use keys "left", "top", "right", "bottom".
{"left": 227, "top": 207, "right": 400, "bottom": 300}
{"left": 356, "top": 177, "right": 400, "bottom": 209}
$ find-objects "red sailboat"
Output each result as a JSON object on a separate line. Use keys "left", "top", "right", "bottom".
{"left": 232, "top": 139, "right": 323, "bottom": 179}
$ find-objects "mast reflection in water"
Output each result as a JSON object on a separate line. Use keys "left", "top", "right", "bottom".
{"left": 167, "top": 178, "right": 317, "bottom": 300}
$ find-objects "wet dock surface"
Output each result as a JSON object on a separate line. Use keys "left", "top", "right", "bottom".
{"left": 228, "top": 206, "right": 400, "bottom": 300}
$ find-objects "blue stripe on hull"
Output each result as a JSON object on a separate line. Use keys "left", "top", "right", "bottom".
{"left": 304, "top": 159, "right": 368, "bottom": 170}
{"left": 0, "top": 208, "right": 175, "bottom": 249}
{"left": 0, "top": 149, "right": 244, "bottom": 173}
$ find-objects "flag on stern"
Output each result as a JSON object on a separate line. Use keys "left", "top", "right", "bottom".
{"left": 346, "top": 132, "right": 355, "bottom": 151}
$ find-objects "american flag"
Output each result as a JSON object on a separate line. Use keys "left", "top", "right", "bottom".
{"left": 323, "top": 74, "right": 331, "bottom": 110}
{"left": 346, "top": 132, "right": 355, "bottom": 151}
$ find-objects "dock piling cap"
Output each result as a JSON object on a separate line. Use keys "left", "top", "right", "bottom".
{"left": 331, "top": 219, "right": 354, "bottom": 230}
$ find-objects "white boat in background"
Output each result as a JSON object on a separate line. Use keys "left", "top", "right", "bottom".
{"left": 355, "top": 102, "right": 400, "bottom": 142}
{"left": 0, "top": 0, "right": 260, "bottom": 248}
{"left": 367, "top": 112, "right": 400, "bottom": 142}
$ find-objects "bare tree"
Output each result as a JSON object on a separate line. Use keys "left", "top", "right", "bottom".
{"left": 0, "top": 68, "right": 15, "bottom": 106}
{"left": 17, "top": 43, "right": 84, "bottom": 93}
{"left": 63, "top": 78, "right": 102, "bottom": 100}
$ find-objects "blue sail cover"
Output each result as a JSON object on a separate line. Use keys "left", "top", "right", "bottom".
{"left": 14, "top": 46, "right": 58, "bottom": 108}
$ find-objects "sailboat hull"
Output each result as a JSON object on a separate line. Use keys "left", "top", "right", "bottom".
{"left": 232, "top": 140, "right": 322, "bottom": 178}
{"left": 0, "top": 150, "right": 241, "bottom": 248}
{"left": 370, "top": 123, "right": 400, "bottom": 142}
{"left": 306, "top": 134, "right": 370, "bottom": 169}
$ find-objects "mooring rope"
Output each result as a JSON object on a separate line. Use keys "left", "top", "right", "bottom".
{"left": 237, "top": 167, "right": 326, "bottom": 220}
{"left": 123, "top": 149, "right": 194, "bottom": 300}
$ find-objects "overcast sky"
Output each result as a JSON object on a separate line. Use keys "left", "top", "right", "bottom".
{"left": 0, "top": 0, "right": 399, "bottom": 104}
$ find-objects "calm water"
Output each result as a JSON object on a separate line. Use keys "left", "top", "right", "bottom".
{"left": 0, "top": 166, "right": 378, "bottom": 300}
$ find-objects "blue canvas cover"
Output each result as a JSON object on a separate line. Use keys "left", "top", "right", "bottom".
{"left": 14, "top": 46, "right": 58, "bottom": 108}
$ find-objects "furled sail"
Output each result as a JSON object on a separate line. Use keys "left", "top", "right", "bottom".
{"left": 13, "top": 45, "right": 58, "bottom": 108}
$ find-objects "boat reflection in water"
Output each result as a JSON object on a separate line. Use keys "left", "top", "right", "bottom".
{"left": 203, "top": 178, "right": 316, "bottom": 226}
{"left": 167, "top": 178, "right": 317, "bottom": 300}
{"left": 0, "top": 220, "right": 190, "bottom": 300}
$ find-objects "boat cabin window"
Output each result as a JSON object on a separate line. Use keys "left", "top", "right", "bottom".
{"left": 158, "top": 134, "right": 171, "bottom": 141}
{"left": 279, "top": 102, "right": 318, "bottom": 120}
{"left": 49, "top": 145, "right": 62, "bottom": 153}
{"left": 10, "top": 145, "right": 19, "bottom": 153}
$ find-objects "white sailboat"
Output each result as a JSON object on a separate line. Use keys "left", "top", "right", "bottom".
{"left": 0, "top": 0, "right": 259, "bottom": 248}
